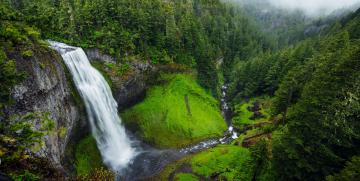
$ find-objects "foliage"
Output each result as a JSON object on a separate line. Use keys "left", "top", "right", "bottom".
{"left": 229, "top": 39, "right": 315, "bottom": 99}
{"left": 0, "top": 3, "right": 43, "bottom": 113}
{"left": 11, "top": 170, "right": 40, "bottom": 181}
{"left": 250, "top": 138, "right": 276, "bottom": 181}
{"left": 271, "top": 32, "right": 360, "bottom": 181}
{"left": 0, "top": 5, "right": 54, "bottom": 178}
{"left": 122, "top": 74, "right": 227, "bottom": 148}
{"left": 0, "top": 112, "right": 55, "bottom": 179}
{"left": 104, "top": 62, "right": 130, "bottom": 76}
{"left": 1, "top": 0, "right": 273, "bottom": 94}
{"left": 0, "top": 49, "right": 25, "bottom": 112}
{"left": 75, "top": 135, "right": 104, "bottom": 176}
{"left": 224, "top": 7, "right": 360, "bottom": 181}
{"left": 326, "top": 156, "right": 360, "bottom": 181}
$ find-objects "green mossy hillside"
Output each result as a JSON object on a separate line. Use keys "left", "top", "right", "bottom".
{"left": 121, "top": 74, "right": 227, "bottom": 148}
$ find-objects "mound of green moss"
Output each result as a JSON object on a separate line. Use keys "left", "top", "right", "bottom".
{"left": 121, "top": 74, "right": 227, "bottom": 148}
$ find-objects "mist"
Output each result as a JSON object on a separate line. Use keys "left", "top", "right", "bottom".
{"left": 267, "top": 0, "right": 360, "bottom": 16}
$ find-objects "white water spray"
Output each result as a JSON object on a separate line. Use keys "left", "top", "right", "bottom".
{"left": 49, "top": 41, "right": 137, "bottom": 170}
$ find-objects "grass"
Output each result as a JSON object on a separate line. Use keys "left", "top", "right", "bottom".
{"left": 121, "top": 74, "right": 227, "bottom": 148}
{"left": 234, "top": 102, "right": 254, "bottom": 125}
{"left": 191, "top": 145, "right": 254, "bottom": 180}
{"left": 232, "top": 97, "right": 272, "bottom": 127}
{"left": 75, "top": 135, "right": 104, "bottom": 176}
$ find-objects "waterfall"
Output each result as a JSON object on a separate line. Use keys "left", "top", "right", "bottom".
{"left": 48, "top": 41, "right": 137, "bottom": 171}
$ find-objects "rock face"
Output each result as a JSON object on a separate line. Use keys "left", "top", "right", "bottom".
{"left": 112, "top": 61, "right": 155, "bottom": 110}
{"left": 4, "top": 47, "right": 85, "bottom": 170}
{"left": 85, "top": 48, "right": 116, "bottom": 63}
{"left": 85, "top": 49, "right": 156, "bottom": 110}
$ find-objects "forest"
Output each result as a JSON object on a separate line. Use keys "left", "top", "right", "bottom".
{"left": 0, "top": 0, "right": 359, "bottom": 181}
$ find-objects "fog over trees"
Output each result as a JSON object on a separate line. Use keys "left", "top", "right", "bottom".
{"left": 232, "top": 0, "right": 360, "bottom": 16}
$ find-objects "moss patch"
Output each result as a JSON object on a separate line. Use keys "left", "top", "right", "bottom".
{"left": 58, "top": 126, "right": 67, "bottom": 138}
{"left": 121, "top": 74, "right": 227, "bottom": 148}
{"left": 75, "top": 135, "right": 104, "bottom": 176}
{"left": 21, "top": 50, "right": 33, "bottom": 58}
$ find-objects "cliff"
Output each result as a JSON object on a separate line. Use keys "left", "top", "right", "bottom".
{"left": 4, "top": 45, "right": 86, "bottom": 171}
{"left": 85, "top": 49, "right": 156, "bottom": 111}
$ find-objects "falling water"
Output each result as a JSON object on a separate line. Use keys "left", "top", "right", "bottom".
{"left": 48, "top": 41, "right": 137, "bottom": 171}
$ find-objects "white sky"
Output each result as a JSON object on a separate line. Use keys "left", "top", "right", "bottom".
{"left": 268, "top": 0, "right": 360, "bottom": 16}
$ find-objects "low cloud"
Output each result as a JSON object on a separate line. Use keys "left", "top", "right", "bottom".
{"left": 267, "top": 0, "right": 360, "bottom": 16}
